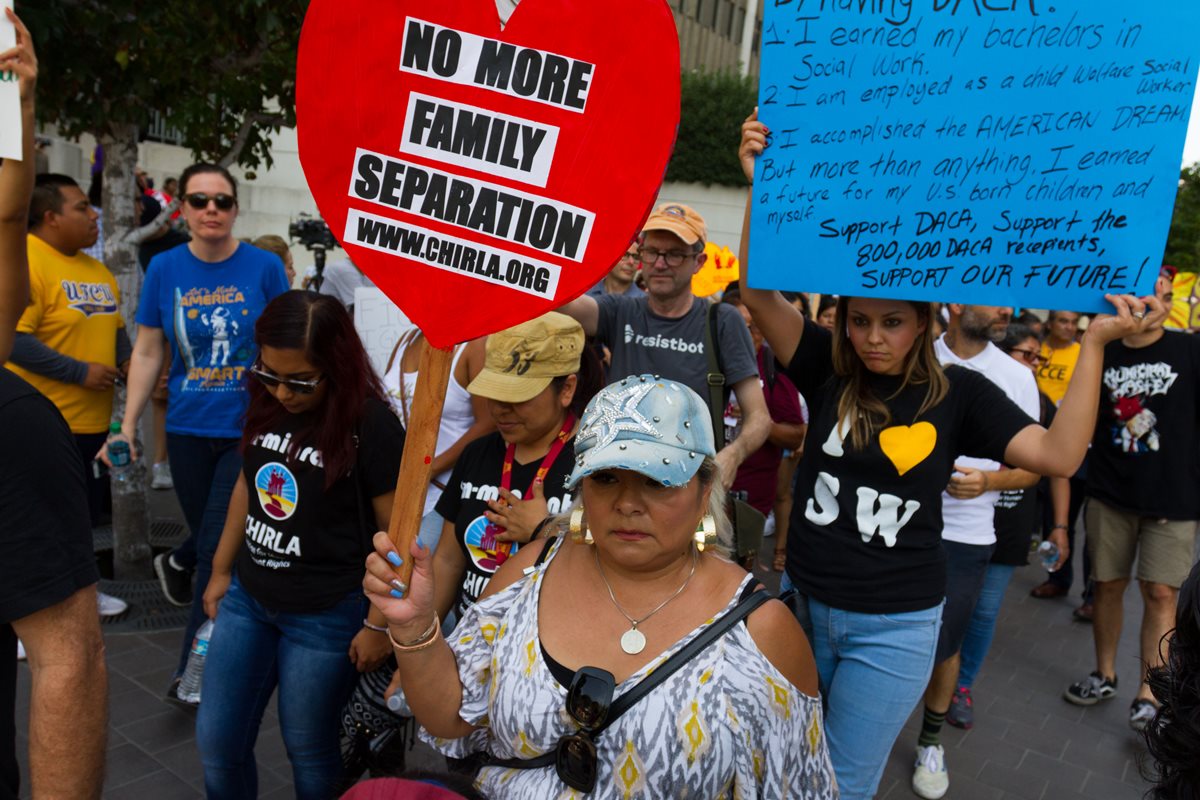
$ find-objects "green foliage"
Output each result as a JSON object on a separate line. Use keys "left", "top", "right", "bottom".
{"left": 666, "top": 69, "right": 756, "bottom": 188}
{"left": 21, "top": 1, "right": 305, "bottom": 169}
{"left": 1165, "top": 165, "right": 1200, "bottom": 274}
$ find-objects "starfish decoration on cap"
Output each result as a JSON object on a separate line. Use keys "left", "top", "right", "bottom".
{"left": 577, "top": 380, "right": 661, "bottom": 452}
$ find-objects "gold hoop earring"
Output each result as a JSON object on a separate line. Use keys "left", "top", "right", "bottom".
{"left": 694, "top": 514, "right": 716, "bottom": 552}
{"left": 569, "top": 508, "right": 593, "bottom": 545}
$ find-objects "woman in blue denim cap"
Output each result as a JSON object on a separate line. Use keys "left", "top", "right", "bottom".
{"left": 364, "top": 375, "right": 837, "bottom": 798}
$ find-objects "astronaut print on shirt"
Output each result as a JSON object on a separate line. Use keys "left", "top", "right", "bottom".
{"left": 173, "top": 285, "right": 253, "bottom": 392}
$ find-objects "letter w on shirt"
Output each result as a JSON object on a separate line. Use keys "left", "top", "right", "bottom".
{"left": 855, "top": 487, "right": 920, "bottom": 548}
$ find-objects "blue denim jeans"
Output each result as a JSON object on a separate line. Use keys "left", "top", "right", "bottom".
{"left": 956, "top": 563, "right": 1017, "bottom": 690}
{"left": 166, "top": 433, "right": 241, "bottom": 676}
{"left": 790, "top": 592, "right": 943, "bottom": 800}
{"left": 196, "top": 576, "right": 364, "bottom": 799}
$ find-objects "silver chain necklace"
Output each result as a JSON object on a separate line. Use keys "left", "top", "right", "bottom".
{"left": 594, "top": 546, "right": 698, "bottom": 655}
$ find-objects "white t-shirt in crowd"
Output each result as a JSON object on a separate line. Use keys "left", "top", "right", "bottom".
{"left": 935, "top": 336, "right": 1040, "bottom": 546}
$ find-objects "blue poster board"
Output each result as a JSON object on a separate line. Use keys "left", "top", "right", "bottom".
{"left": 748, "top": 2, "right": 1200, "bottom": 312}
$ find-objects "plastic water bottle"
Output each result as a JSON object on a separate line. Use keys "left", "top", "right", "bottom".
{"left": 1037, "top": 541, "right": 1060, "bottom": 571}
{"left": 177, "top": 619, "right": 214, "bottom": 704}
{"left": 386, "top": 689, "right": 412, "bottom": 717}
{"left": 107, "top": 422, "right": 130, "bottom": 479}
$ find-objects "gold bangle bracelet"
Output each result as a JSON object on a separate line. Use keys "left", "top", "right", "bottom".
{"left": 388, "top": 615, "right": 440, "bottom": 653}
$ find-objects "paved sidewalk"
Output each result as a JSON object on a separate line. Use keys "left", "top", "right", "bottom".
{"left": 12, "top": 505, "right": 1159, "bottom": 797}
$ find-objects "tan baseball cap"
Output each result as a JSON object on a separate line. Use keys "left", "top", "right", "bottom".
{"left": 641, "top": 202, "right": 707, "bottom": 246}
{"left": 468, "top": 312, "right": 584, "bottom": 403}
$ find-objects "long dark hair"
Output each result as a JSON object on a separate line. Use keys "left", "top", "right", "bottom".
{"left": 831, "top": 297, "right": 948, "bottom": 450}
{"left": 242, "top": 291, "right": 385, "bottom": 488}
{"left": 552, "top": 344, "right": 605, "bottom": 420}
{"left": 1142, "top": 561, "right": 1200, "bottom": 798}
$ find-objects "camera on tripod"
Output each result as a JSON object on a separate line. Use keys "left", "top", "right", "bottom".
{"left": 288, "top": 214, "right": 337, "bottom": 251}
{"left": 288, "top": 214, "right": 338, "bottom": 291}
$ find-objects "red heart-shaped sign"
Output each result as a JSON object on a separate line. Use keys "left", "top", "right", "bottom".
{"left": 296, "top": 0, "right": 680, "bottom": 348}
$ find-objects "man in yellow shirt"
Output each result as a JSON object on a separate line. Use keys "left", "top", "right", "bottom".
{"left": 7, "top": 174, "right": 131, "bottom": 617}
{"left": 1036, "top": 310, "right": 1081, "bottom": 405}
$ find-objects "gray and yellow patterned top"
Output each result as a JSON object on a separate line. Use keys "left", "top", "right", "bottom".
{"left": 422, "top": 540, "right": 839, "bottom": 799}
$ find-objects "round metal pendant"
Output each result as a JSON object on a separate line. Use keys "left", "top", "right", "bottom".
{"left": 620, "top": 628, "right": 646, "bottom": 655}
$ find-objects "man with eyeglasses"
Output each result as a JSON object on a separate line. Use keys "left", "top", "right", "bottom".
{"left": 558, "top": 203, "right": 769, "bottom": 488}
{"left": 585, "top": 246, "right": 644, "bottom": 298}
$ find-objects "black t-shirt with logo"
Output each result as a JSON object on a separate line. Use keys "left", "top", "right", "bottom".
{"left": 235, "top": 397, "right": 405, "bottom": 612}
{"left": 436, "top": 431, "right": 576, "bottom": 620}
{"left": 992, "top": 393, "right": 1057, "bottom": 566}
{"left": 785, "top": 321, "right": 1036, "bottom": 614}
{"left": 1087, "top": 331, "right": 1200, "bottom": 520}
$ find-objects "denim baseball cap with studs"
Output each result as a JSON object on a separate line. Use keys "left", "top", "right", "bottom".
{"left": 566, "top": 374, "right": 715, "bottom": 490}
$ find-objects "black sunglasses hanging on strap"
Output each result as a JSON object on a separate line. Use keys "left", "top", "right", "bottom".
{"left": 487, "top": 584, "right": 773, "bottom": 793}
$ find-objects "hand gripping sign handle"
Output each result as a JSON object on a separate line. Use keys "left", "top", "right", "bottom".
{"left": 386, "top": 342, "right": 454, "bottom": 590}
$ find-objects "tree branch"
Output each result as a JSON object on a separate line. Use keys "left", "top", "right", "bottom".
{"left": 217, "top": 111, "right": 285, "bottom": 168}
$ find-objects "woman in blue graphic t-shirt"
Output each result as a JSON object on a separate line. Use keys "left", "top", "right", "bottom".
{"left": 100, "top": 163, "right": 289, "bottom": 699}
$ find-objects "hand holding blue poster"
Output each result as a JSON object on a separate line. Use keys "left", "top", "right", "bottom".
{"left": 747, "top": 1, "right": 1200, "bottom": 311}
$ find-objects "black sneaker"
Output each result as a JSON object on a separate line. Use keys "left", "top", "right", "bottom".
{"left": 1129, "top": 699, "right": 1158, "bottom": 732}
{"left": 164, "top": 677, "right": 198, "bottom": 710}
{"left": 154, "top": 552, "right": 193, "bottom": 607}
{"left": 1064, "top": 671, "right": 1118, "bottom": 706}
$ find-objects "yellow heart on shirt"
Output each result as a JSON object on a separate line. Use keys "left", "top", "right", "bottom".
{"left": 878, "top": 422, "right": 937, "bottom": 477}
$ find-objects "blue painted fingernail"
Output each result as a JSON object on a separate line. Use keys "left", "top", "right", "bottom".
{"left": 390, "top": 588, "right": 405, "bottom": 599}
{"left": 386, "top": 552, "right": 403, "bottom": 567}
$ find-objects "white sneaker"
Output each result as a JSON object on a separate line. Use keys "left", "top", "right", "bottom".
{"left": 16, "top": 640, "right": 25, "bottom": 661}
{"left": 151, "top": 461, "right": 174, "bottom": 490}
{"left": 912, "top": 744, "right": 949, "bottom": 799}
{"left": 763, "top": 511, "right": 776, "bottom": 537}
{"left": 98, "top": 591, "right": 129, "bottom": 617}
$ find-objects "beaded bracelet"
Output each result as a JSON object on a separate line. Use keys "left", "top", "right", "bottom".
{"left": 362, "top": 620, "right": 388, "bottom": 633}
{"left": 388, "top": 615, "right": 441, "bottom": 653}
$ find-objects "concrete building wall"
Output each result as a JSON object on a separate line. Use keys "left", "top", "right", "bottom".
{"left": 672, "top": 0, "right": 762, "bottom": 78}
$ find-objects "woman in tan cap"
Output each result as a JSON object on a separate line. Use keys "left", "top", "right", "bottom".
{"left": 426, "top": 312, "right": 602, "bottom": 628}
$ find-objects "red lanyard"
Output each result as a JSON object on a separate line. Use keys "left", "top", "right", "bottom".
{"left": 500, "top": 413, "right": 576, "bottom": 497}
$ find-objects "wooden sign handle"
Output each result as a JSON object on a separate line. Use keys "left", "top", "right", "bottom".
{"left": 386, "top": 341, "right": 454, "bottom": 589}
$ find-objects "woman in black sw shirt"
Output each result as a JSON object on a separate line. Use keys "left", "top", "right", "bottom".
{"left": 739, "top": 113, "right": 1163, "bottom": 800}
{"left": 432, "top": 313, "right": 602, "bottom": 625}
{"left": 197, "top": 292, "right": 405, "bottom": 798}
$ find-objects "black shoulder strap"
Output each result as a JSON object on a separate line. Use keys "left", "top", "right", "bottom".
{"left": 486, "top": 586, "right": 773, "bottom": 771}
{"left": 704, "top": 302, "right": 726, "bottom": 451}
{"left": 532, "top": 536, "right": 558, "bottom": 568}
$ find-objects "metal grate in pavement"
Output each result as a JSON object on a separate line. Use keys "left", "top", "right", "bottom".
{"left": 93, "top": 521, "right": 192, "bottom": 632}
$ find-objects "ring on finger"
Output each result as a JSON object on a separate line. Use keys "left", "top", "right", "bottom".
{"left": 1133, "top": 310, "right": 1147, "bottom": 320}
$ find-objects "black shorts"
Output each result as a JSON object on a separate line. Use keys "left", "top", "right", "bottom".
{"left": 935, "top": 540, "right": 996, "bottom": 664}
